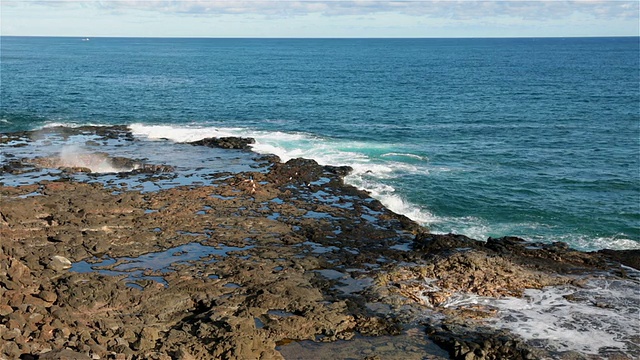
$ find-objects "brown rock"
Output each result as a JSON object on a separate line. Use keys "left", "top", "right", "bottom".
{"left": 23, "top": 294, "right": 52, "bottom": 309}
{"left": 2, "top": 128, "right": 638, "bottom": 360}
{"left": 7, "top": 312, "right": 26, "bottom": 331}
{"left": 39, "top": 349, "right": 92, "bottom": 360}
{"left": 1, "top": 328, "right": 20, "bottom": 340}
{"left": 37, "top": 290, "right": 57, "bottom": 303}
{"left": 5, "top": 290, "right": 24, "bottom": 307}
{"left": 0, "top": 304, "right": 12, "bottom": 316}
{"left": 132, "top": 327, "right": 160, "bottom": 351}
{"left": 175, "top": 347, "right": 197, "bottom": 360}
{"left": 1, "top": 340, "right": 21, "bottom": 359}
{"left": 2, "top": 279, "right": 20, "bottom": 290}
{"left": 7, "top": 258, "right": 32, "bottom": 285}
{"left": 38, "top": 324, "right": 55, "bottom": 342}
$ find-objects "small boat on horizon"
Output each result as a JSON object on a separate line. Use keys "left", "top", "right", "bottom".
{"left": 81, "top": 38, "right": 90, "bottom": 41}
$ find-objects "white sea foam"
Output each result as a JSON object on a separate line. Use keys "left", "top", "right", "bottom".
{"left": 437, "top": 275, "right": 640, "bottom": 357}
{"left": 126, "top": 124, "right": 640, "bottom": 251}
{"left": 129, "top": 123, "right": 239, "bottom": 142}
{"left": 430, "top": 219, "right": 640, "bottom": 251}
{"left": 40, "top": 121, "right": 105, "bottom": 129}
{"left": 537, "top": 234, "right": 640, "bottom": 251}
{"left": 381, "top": 152, "right": 428, "bottom": 161}
{"left": 128, "top": 123, "right": 438, "bottom": 225}
{"left": 486, "top": 277, "right": 640, "bottom": 356}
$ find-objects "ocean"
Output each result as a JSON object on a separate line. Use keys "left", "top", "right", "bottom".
{"left": 1, "top": 36, "right": 639, "bottom": 251}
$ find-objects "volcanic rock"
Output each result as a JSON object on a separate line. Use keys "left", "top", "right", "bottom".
{"left": 189, "top": 136, "right": 256, "bottom": 150}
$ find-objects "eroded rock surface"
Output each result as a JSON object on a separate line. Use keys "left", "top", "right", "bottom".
{"left": 1, "top": 126, "right": 638, "bottom": 360}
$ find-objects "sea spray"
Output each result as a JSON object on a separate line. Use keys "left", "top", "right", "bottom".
{"left": 58, "top": 144, "right": 135, "bottom": 173}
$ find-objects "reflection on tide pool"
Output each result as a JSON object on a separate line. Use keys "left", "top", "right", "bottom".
{"left": 71, "top": 242, "right": 254, "bottom": 288}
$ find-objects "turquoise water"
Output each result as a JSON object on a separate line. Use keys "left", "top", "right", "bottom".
{"left": 1, "top": 37, "right": 638, "bottom": 250}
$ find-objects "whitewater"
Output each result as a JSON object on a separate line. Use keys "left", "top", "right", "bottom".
{"left": 127, "top": 122, "right": 639, "bottom": 251}
{"left": 2, "top": 37, "right": 638, "bottom": 251}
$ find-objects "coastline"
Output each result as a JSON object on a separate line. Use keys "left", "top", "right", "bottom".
{"left": 1, "top": 126, "right": 638, "bottom": 359}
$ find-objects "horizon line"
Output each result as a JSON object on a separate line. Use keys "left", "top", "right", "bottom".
{"left": 2, "top": 35, "right": 639, "bottom": 39}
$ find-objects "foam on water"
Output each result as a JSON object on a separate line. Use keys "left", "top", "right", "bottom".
{"left": 381, "top": 152, "right": 429, "bottom": 161}
{"left": 129, "top": 123, "right": 240, "bottom": 142}
{"left": 489, "top": 278, "right": 640, "bottom": 356}
{"left": 438, "top": 274, "right": 640, "bottom": 357}
{"left": 0, "top": 125, "right": 267, "bottom": 188}
{"left": 129, "top": 123, "right": 439, "bottom": 226}
{"left": 532, "top": 233, "right": 640, "bottom": 251}
{"left": 3, "top": 122, "right": 636, "bottom": 250}
{"left": 40, "top": 122, "right": 106, "bottom": 130}
{"left": 126, "top": 123, "right": 640, "bottom": 251}
{"left": 429, "top": 216, "right": 640, "bottom": 251}
{"left": 351, "top": 181, "right": 438, "bottom": 225}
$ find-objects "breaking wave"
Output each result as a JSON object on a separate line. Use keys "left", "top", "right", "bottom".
{"left": 128, "top": 123, "right": 639, "bottom": 251}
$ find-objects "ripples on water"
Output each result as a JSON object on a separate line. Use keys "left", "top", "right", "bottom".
{"left": 1, "top": 37, "right": 638, "bottom": 250}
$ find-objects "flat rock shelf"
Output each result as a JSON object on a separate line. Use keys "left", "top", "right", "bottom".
{"left": 1, "top": 126, "right": 638, "bottom": 360}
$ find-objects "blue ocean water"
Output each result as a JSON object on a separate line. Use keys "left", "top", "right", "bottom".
{"left": 1, "top": 37, "right": 639, "bottom": 250}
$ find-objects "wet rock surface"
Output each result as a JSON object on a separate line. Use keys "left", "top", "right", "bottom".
{"left": 1, "top": 126, "right": 638, "bottom": 360}
{"left": 189, "top": 136, "right": 256, "bottom": 150}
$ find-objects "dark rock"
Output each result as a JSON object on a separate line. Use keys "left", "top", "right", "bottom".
{"left": 413, "top": 234, "right": 617, "bottom": 276}
{"left": 2, "top": 127, "right": 638, "bottom": 360}
{"left": 413, "top": 233, "right": 481, "bottom": 253}
{"left": 324, "top": 165, "right": 353, "bottom": 177}
{"left": 136, "top": 163, "right": 175, "bottom": 173}
{"left": 427, "top": 324, "right": 542, "bottom": 360}
{"left": 189, "top": 137, "right": 255, "bottom": 150}
{"left": 60, "top": 166, "right": 92, "bottom": 173}
{"left": 268, "top": 158, "right": 325, "bottom": 185}
{"left": 598, "top": 249, "right": 640, "bottom": 270}
{"left": 483, "top": 236, "right": 610, "bottom": 274}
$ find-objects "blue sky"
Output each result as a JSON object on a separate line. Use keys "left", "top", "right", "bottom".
{"left": 1, "top": 1, "right": 638, "bottom": 38}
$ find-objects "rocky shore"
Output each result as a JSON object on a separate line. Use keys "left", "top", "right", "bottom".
{"left": 1, "top": 126, "right": 638, "bottom": 359}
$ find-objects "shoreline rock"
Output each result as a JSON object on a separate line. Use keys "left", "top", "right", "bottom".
{"left": 1, "top": 125, "right": 638, "bottom": 360}
{"left": 189, "top": 136, "right": 256, "bottom": 150}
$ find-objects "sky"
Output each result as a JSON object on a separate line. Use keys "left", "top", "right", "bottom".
{"left": 1, "top": 1, "right": 638, "bottom": 38}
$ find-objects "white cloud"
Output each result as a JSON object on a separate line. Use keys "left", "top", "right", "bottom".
{"left": 11, "top": 0, "right": 639, "bottom": 19}
{"left": 2, "top": 1, "right": 637, "bottom": 37}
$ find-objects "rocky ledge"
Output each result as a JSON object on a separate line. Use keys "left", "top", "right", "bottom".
{"left": 0, "top": 127, "right": 638, "bottom": 360}
{"left": 188, "top": 137, "right": 256, "bottom": 150}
